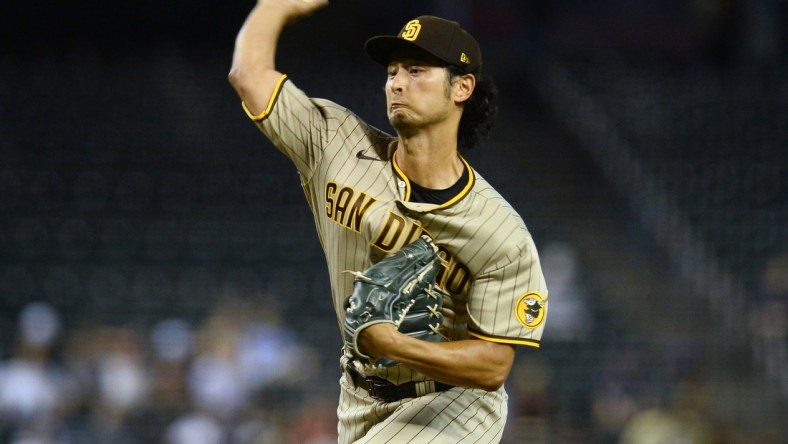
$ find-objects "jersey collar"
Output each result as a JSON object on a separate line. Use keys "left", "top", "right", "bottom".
{"left": 391, "top": 149, "right": 475, "bottom": 213}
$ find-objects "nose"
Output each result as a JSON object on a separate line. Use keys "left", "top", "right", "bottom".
{"left": 388, "top": 69, "right": 406, "bottom": 93}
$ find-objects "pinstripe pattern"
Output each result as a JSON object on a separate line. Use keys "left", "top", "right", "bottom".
{"left": 246, "top": 77, "right": 548, "bottom": 443}
{"left": 338, "top": 370, "right": 507, "bottom": 444}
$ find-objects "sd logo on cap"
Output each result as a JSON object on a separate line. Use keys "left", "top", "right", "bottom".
{"left": 365, "top": 16, "right": 482, "bottom": 74}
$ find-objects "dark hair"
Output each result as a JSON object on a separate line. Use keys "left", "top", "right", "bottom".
{"left": 448, "top": 65, "right": 499, "bottom": 151}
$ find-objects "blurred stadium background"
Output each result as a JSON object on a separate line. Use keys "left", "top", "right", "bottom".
{"left": 0, "top": 1, "right": 785, "bottom": 443}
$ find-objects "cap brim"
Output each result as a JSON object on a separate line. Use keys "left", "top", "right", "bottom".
{"left": 364, "top": 36, "right": 446, "bottom": 67}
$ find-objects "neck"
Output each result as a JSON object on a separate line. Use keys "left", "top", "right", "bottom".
{"left": 394, "top": 131, "right": 464, "bottom": 189}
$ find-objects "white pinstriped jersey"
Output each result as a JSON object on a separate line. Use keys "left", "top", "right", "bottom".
{"left": 243, "top": 75, "right": 549, "bottom": 443}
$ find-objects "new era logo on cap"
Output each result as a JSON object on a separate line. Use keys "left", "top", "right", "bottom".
{"left": 365, "top": 16, "right": 482, "bottom": 74}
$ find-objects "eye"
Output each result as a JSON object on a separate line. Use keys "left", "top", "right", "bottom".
{"left": 387, "top": 67, "right": 398, "bottom": 78}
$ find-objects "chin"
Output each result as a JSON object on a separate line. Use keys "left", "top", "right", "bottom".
{"left": 389, "top": 115, "right": 413, "bottom": 132}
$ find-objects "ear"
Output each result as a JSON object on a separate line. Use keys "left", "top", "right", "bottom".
{"left": 453, "top": 74, "right": 476, "bottom": 103}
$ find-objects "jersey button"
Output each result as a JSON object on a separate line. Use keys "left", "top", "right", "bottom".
{"left": 397, "top": 180, "right": 406, "bottom": 188}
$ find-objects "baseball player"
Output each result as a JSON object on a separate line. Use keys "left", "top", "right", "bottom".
{"left": 229, "top": 1, "right": 549, "bottom": 443}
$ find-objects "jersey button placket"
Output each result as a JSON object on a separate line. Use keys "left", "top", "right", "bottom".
{"left": 396, "top": 179, "right": 408, "bottom": 201}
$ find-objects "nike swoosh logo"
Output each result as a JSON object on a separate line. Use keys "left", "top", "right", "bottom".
{"left": 356, "top": 150, "right": 385, "bottom": 161}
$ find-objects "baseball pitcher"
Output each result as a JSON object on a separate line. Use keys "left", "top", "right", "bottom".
{"left": 229, "top": 1, "right": 549, "bottom": 442}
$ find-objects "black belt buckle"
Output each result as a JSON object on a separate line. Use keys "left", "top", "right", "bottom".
{"left": 365, "top": 376, "right": 397, "bottom": 403}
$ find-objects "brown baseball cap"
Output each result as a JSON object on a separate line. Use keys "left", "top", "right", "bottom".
{"left": 364, "top": 16, "right": 482, "bottom": 74}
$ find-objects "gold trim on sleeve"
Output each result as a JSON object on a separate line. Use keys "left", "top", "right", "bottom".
{"left": 241, "top": 74, "right": 289, "bottom": 121}
{"left": 468, "top": 330, "right": 541, "bottom": 348}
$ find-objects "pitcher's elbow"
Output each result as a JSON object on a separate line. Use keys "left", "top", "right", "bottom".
{"left": 227, "top": 67, "right": 246, "bottom": 93}
{"left": 480, "top": 374, "right": 506, "bottom": 392}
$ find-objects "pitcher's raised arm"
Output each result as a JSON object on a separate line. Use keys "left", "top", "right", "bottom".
{"left": 228, "top": 0, "right": 328, "bottom": 115}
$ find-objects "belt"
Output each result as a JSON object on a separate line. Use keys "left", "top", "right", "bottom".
{"left": 348, "top": 368, "right": 454, "bottom": 403}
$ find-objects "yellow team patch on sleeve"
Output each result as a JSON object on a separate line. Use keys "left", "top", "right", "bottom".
{"left": 515, "top": 292, "right": 547, "bottom": 328}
